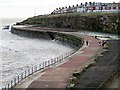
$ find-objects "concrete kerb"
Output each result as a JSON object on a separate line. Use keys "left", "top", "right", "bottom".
{"left": 14, "top": 64, "right": 50, "bottom": 88}
{"left": 27, "top": 35, "right": 102, "bottom": 89}
{"left": 66, "top": 35, "right": 103, "bottom": 88}
{"left": 66, "top": 56, "right": 97, "bottom": 88}
{"left": 51, "top": 36, "right": 97, "bottom": 68}
{"left": 14, "top": 51, "right": 78, "bottom": 89}
{"left": 9, "top": 27, "right": 83, "bottom": 89}
{"left": 67, "top": 60, "right": 96, "bottom": 88}
{"left": 14, "top": 53, "right": 73, "bottom": 88}
{"left": 10, "top": 27, "right": 103, "bottom": 89}
{"left": 53, "top": 40, "right": 86, "bottom": 68}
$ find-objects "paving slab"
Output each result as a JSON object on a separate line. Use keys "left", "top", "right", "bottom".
{"left": 14, "top": 33, "right": 101, "bottom": 89}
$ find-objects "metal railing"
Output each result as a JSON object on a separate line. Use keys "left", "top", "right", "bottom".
{"left": 3, "top": 27, "right": 84, "bottom": 90}
{"left": 3, "top": 49, "right": 78, "bottom": 90}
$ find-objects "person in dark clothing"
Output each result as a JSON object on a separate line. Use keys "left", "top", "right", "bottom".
{"left": 99, "top": 41, "right": 101, "bottom": 46}
{"left": 86, "top": 41, "right": 89, "bottom": 46}
{"left": 95, "top": 36, "right": 97, "bottom": 39}
{"left": 102, "top": 40, "right": 107, "bottom": 47}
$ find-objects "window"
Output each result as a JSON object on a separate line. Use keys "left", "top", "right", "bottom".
{"left": 119, "top": 7, "right": 120, "bottom": 9}
{"left": 105, "top": 7, "right": 107, "bottom": 10}
{"left": 93, "top": 7, "right": 95, "bottom": 10}
{"left": 99, "top": 7, "right": 101, "bottom": 10}
{"left": 113, "top": 7, "right": 116, "bottom": 9}
{"left": 109, "top": 7, "right": 111, "bottom": 9}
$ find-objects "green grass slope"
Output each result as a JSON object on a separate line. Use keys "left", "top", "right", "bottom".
{"left": 18, "top": 12, "right": 120, "bottom": 34}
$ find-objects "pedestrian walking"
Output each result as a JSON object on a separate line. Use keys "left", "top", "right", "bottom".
{"left": 99, "top": 41, "right": 101, "bottom": 46}
{"left": 86, "top": 41, "right": 89, "bottom": 46}
{"left": 95, "top": 36, "right": 97, "bottom": 39}
{"left": 102, "top": 40, "right": 106, "bottom": 47}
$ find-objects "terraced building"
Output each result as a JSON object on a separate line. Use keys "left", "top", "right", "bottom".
{"left": 51, "top": 2, "right": 120, "bottom": 14}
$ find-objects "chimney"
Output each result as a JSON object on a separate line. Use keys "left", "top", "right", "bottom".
{"left": 85, "top": 2, "right": 88, "bottom": 4}
{"left": 93, "top": 2, "right": 95, "bottom": 5}
{"left": 85, "top": 2, "right": 88, "bottom": 6}
{"left": 89, "top": 2, "right": 92, "bottom": 5}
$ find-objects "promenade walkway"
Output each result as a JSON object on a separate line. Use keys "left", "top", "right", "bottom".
{"left": 26, "top": 34, "right": 101, "bottom": 89}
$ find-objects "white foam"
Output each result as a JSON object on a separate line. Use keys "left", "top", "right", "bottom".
{"left": 1, "top": 31, "right": 73, "bottom": 88}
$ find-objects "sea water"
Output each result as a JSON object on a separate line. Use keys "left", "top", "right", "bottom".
{"left": 1, "top": 18, "right": 118, "bottom": 89}
{"left": 0, "top": 18, "right": 73, "bottom": 89}
{"left": 77, "top": 30, "right": 119, "bottom": 40}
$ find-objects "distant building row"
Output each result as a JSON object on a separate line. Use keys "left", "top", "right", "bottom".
{"left": 51, "top": 2, "right": 120, "bottom": 14}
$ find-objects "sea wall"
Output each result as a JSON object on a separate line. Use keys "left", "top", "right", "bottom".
{"left": 18, "top": 12, "right": 120, "bottom": 34}
{"left": 11, "top": 27, "right": 84, "bottom": 50}
{"left": 4, "top": 27, "right": 84, "bottom": 89}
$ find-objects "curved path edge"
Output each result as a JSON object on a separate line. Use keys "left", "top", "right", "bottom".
{"left": 25, "top": 33, "right": 102, "bottom": 89}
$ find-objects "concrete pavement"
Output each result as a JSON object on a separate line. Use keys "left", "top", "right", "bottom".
{"left": 26, "top": 35, "right": 101, "bottom": 89}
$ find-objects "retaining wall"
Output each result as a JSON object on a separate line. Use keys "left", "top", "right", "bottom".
{"left": 3, "top": 26, "right": 84, "bottom": 89}
{"left": 11, "top": 26, "right": 83, "bottom": 49}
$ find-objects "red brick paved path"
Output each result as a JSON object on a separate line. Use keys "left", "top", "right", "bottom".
{"left": 27, "top": 35, "right": 101, "bottom": 89}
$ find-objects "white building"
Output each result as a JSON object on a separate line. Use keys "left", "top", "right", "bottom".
{"left": 51, "top": 2, "right": 120, "bottom": 14}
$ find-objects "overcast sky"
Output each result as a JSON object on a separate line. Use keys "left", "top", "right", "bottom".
{"left": 0, "top": 0, "right": 119, "bottom": 18}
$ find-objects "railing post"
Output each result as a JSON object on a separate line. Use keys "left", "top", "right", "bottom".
{"left": 18, "top": 75, "right": 19, "bottom": 83}
{"left": 32, "top": 67, "right": 33, "bottom": 74}
{"left": 14, "top": 78, "right": 16, "bottom": 86}
{"left": 67, "top": 52, "right": 68, "bottom": 57}
{"left": 52, "top": 59, "right": 54, "bottom": 64}
{"left": 39, "top": 64, "right": 41, "bottom": 70}
{"left": 58, "top": 56, "right": 59, "bottom": 62}
{"left": 25, "top": 70, "right": 26, "bottom": 78}
{"left": 4, "top": 87, "right": 6, "bottom": 90}
{"left": 61, "top": 55, "right": 63, "bottom": 60}
{"left": 54, "top": 58, "right": 56, "bottom": 64}
{"left": 48, "top": 60, "right": 50, "bottom": 66}
{"left": 33, "top": 66, "right": 36, "bottom": 73}
{"left": 51, "top": 59, "right": 53, "bottom": 65}
{"left": 65, "top": 53, "right": 67, "bottom": 58}
{"left": 43, "top": 62, "right": 44, "bottom": 68}
{"left": 11, "top": 81, "right": 13, "bottom": 88}
{"left": 56, "top": 57, "right": 57, "bottom": 62}
{"left": 8, "top": 84, "right": 9, "bottom": 90}
{"left": 46, "top": 61, "right": 48, "bottom": 67}
{"left": 28, "top": 69, "right": 30, "bottom": 76}
{"left": 59, "top": 56, "right": 61, "bottom": 61}
{"left": 45, "top": 61, "right": 47, "bottom": 67}
{"left": 63, "top": 54, "right": 64, "bottom": 59}
{"left": 61, "top": 55, "right": 62, "bottom": 60}
{"left": 21, "top": 73, "right": 23, "bottom": 81}
{"left": 36, "top": 65, "right": 37, "bottom": 72}
{"left": 57, "top": 57, "right": 58, "bottom": 62}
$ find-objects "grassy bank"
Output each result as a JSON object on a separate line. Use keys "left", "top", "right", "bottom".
{"left": 67, "top": 40, "right": 119, "bottom": 89}
{"left": 18, "top": 12, "right": 120, "bottom": 34}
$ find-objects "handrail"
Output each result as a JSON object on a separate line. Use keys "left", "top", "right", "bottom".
{"left": 2, "top": 27, "right": 84, "bottom": 90}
